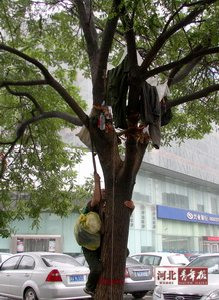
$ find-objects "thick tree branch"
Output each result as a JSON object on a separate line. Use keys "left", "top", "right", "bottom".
{"left": 121, "top": 5, "right": 141, "bottom": 123}
{"left": 140, "top": 0, "right": 217, "bottom": 74}
{"left": 93, "top": 0, "right": 122, "bottom": 103}
{"left": 88, "top": 123, "right": 122, "bottom": 183}
{"left": 0, "top": 143, "right": 15, "bottom": 179}
{"left": 145, "top": 46, "right": 219, "bottom": 79}
{"left": 168, "top": 45, "right": 205, "bottom": 86}
{"left": 5, "top": 86, "right": 44, "bottom": 113}
{"left": 121, "top": 10, "right": 138, "bottom": 68}
{"left": 97, "top": 0, "right": 122, "bottom": 69}
{"left": 161, "top": 3, "right": 186, "bottom": 35}
{"left": 74, "top": 0, "right": 99, "bottom": 80}
{"left": 121, "top": 140, "right": 148, "bottom": 192}
{"left": 168, "top": 56, "right": 202, "bottom": 86}
{"left": 167, "top": 84, "right": 219, "bottom": 108}
{"left": 0, "top": 111, "right": 82, "bottom": 178}
{"left": 49, "top": 78, "right": 89, "bottom": 125}
{"left": 0, "top": 44, "right": 52, "bottom": 79}
{"left": 0, "top": 79, "right": 47, "bottom": 87}
{"left": 0, "top": 111, "right": 82, "bottom": 146}
{"left": 0, "top": 44, "right": 88, "bottom": 125}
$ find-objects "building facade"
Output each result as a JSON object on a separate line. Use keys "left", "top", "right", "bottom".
{"left": 128, "top": 130, "right": 219, "bottom": 254}
{"left": 0, "top": 132, "right": 219, "bottom": 255}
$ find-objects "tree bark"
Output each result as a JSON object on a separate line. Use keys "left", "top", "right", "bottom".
{"left": 88, "top": 90, "right": 148, "bottom": 299}
{"left": 95, "top": 184, "right": 132, "bottom": 299}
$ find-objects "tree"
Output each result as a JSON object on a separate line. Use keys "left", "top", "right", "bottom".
{"left": 0, "top": 0, "right": 218, "bottom": 298}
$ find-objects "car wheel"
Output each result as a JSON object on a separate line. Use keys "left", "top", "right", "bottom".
{"left": 24, "top": 287, "right": 38, "bottom": 300}
{"left": 131, "top": 291, "right": 147, "bottom": 299}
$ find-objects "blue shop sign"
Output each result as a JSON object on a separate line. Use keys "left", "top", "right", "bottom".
{"left": 157, "top": 205, "right": 219, "bottom": 225}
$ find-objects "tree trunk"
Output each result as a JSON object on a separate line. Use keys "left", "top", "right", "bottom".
{"left": 95, "top": 183, "right": 132, "bottom": 299}
{"left": 89, "top": 112, "right": 146, "bottom": 299}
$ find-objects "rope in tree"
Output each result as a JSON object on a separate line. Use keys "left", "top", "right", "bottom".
{"left": 110, "top": 132, "right": 116, "bottom": 298}
{"left": 90, "top": 137, "right": 97, "bottom": 175}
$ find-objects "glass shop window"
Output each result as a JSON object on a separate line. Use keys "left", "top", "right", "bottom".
{"left": 162, "top": 193, "right": 189, "bottom": 209}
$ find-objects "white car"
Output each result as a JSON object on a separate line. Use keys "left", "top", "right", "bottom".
{"left": 0, "top": 252, "right": 90, "bottom": 299}
{"left": 153, "top": 253, "right": 219, "bottom": 300}
{"left": 131, "top": 252, "right": 189, "bottom": 267}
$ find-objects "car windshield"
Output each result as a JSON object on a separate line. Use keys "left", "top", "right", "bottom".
{"left": 41, "top": 254, "right": 82, "bottom": 267}
{"left": 126, "top": 257, "right": 142, "bottom": 266}
{"left": 188, "top": 256, "right": 219, "bottom": 274}
{"left": 167, "top": 254, "right": 188, "bottom": 265}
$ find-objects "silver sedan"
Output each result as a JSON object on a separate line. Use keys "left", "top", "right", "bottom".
{"left": 0, "top": 252, "right": 90, "bottom": 300}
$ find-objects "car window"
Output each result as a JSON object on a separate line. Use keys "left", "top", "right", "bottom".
{"left": 167, "top": 254, "right": 188, "bottom": 265}
{"left": 75, "top": 255, "right": 86, "bottom": 265}
{"left": 0, "top": 256, "right": 20, "bottom": 270}
{"left": 131, "top": 255, "right": 141, "bottom": 263}
{"left": 153, "top": 256, "right": 162, "bottom": 266}
{"left": 188, "top": 256, "right": 219, "bottom": 273}
{"left": 42, "top": 254, "right": 82, "bottom": 267}
{"left": 18, "top": 255, "right": 35, "bottom": 270}
{"left": 126, "top": 257, "right": 142, "bottom": 265}
{"left": 142, "top": 255, "right": 161, "bottom": 266}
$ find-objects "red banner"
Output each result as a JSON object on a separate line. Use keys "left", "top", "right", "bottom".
{"left": 204, "top": 236, "right": 219, "bottom": 241}
{"left": 178, "top": 267, "right": 208, "bottom": 285}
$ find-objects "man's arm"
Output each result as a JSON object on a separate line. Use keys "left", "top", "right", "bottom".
{"left": 90, "top": 172, "right": 101, "bottom": 207}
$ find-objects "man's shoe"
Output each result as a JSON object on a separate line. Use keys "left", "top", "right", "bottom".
{"left": 83, "top": 287, "right": 95, "bottom": 297}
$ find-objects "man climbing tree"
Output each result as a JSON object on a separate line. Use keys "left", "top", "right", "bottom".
{"left": 0, "top": 0, "right": 218, "bottom": 299}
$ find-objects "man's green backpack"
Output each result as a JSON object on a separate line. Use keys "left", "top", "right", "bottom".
{"left": 74, "top": 212, "right": 101, "bottom": 250}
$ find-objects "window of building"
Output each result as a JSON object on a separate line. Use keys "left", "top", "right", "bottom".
{"left": 211, "top": 197, "right": 219, "bottom": 214}
{"left": 151, "top": 205, "right": 156, "bottom": 229}
{"left": 133, "top": 192, "right": 151, "bottom": 203}
{"left": 140, "top": 205, "right": 145, "bottom": 229}
{"left": 162, "top": 235, "right": 192, "bottom": 253}
{"left": 162, "top": 193, "right": 189, "bottom": 209}
{"left": 130, "top": 214, "right": 134, "bottom": 228}
{"left": 197, "top": 204, "right": 205, "bottom": 212}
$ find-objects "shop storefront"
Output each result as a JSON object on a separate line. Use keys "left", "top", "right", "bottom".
{"left": 156, "top": 205, "right": 219, "bottom": 253}
{"left": 203, "top": 236, "right": 219, "bottom": 253}
{"left": 11, "top": 235, "right": 62, "bottom": 253}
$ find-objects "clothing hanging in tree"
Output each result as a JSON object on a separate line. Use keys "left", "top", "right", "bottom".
{"left": 161, "top": 98, "right": 173, "bottom": 126}
{"left": 106, "top": 56, "right": 172, "bottom": 148}
{"left": 105, "top": 56, "right": 129, "bottom": 129}
{"left": 140, "top": 82, "right": 161, "bottom": 149}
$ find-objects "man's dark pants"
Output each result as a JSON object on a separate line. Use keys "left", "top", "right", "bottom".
{"left": 82, "top": 246, "right": 102, "bottom": 292}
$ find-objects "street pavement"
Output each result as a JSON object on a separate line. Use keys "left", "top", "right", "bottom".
{"left": 0, "top": 296, "right": 153, "bottom": 300}
{"left": 0, "top": 291, "right": 153, "bottom": 299}
{"left": 124, "top": 294, "right": 152, "bottom": 299}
